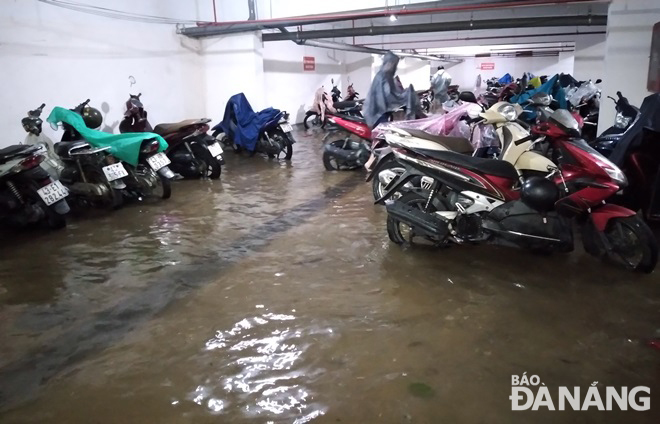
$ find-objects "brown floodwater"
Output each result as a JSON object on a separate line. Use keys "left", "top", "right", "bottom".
{"left": 1, "top": 127, "right": 659, "bottom": 423}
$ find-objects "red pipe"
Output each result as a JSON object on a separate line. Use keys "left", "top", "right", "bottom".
{"left": 212, "top": 0, "right": 217, "bottom": 22}
{"left": 198, "top": 0, "right": 601, "bottom": 27}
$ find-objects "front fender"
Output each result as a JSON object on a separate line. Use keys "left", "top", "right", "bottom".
{"left": 589, "top": 204, "right": 636, "bottom": 231}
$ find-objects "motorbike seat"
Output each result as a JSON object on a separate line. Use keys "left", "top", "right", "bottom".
{"left": 334, "top": 101, "right": 360, "bottom": 110}
{"left": 153, "top": 119, "right": 211, "bottom": 136}
{"left": 54, "top": 141, "right": 90, "bottom": 158}
{"left": 414, "top": 148, "right": 519, "bottom": 180}
{"left": 405, "top": 129, "right": 474, "bottom": 154}
{"left": 0, "top": 145, "right": 37, "bottom": 163}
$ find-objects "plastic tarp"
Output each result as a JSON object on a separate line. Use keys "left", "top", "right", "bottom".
{"left": 47, "top": 107, "right": 167, "bottom": 166}
{"left": 431, "top": 69, "right": 452, "bottom": 103}
{"left": 566, "top": 81, "right": 599, "bottom": 108}
{"left": 212, "top": 93, "right": 281, "bottom": 151}
{"left": 312, "top": 87, "right": 336, "bottom": 121}
{"left": 498, "top": 73, "right": 513, "bottom": 84}
{"left": 373, "top": 102, "right": 499, "bottom": 150}
{"left": 509, "top": 74, "right": 568, "bottom": 122}
{"left": 609, "top": 93, "right": 660, "bottom": 165}
{"left": 363, "top": 52, "right": 421, "bottom": 128}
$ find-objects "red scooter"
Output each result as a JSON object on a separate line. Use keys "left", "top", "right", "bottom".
{"left": 377, "top": 108, "right": 657, "bottom": 273}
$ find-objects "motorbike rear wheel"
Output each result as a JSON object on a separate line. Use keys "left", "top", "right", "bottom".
{"left": 372, "top": 159, "right": 406, "bottom": 200}
{"left": 387, "top": 191, "right": 447, "bottom": 245}
{"left": 303, "top": 112, "right": 324, "bottom": 130}
{"left": 191, "top": 144, "right": 221, "bottom": 179}
{"left": 84, "top": 166, "right": 123, "bottom": 210}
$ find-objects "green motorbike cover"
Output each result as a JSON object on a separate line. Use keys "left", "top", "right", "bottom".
{"left": 47, "top": 107, "right": 167, "bottom": 166}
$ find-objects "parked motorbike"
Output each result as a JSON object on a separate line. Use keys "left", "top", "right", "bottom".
{"left": 0, "top": 143, "right": 69, "bottom": 229}
{"left": 345, "top": 84, "right": 360, "bottom": 102}
{"left": 376, "top": 108, "right": 657, "bottom": 273}
{"left": 331, "top": 79, "right": 342, "bottom": 103}
{"left": 119, "top": 93, "right": 222, "bottom": 180}
{"left": 322, "top": 113, "right": 373, "bottom": 171}
{"left": 51, "top": 100, "right": 125, "bottom": 210}
{"left": 212, "top": 93, "right": 294, "bottom": 160}
{"left": 21, "top": 103, "right": 65, "bottom": 179}
{"left": 304, "top": 87, "right": 363, "bottom": 130}
{"left": 417, "top": 90, "right": 434, "bottom": 114}
{"left": 591, "top": 92, "right": 660, "bottom": 221}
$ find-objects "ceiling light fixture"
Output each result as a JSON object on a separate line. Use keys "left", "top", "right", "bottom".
{"left": 389, "top": 14, "right": 398, "bottom": 22}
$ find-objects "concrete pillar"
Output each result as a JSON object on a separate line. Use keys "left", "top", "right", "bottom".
{"left": 598, "top": 0, "right": 660, "bottom": 131}
{"left": 573, "top": 33, "right": 606, "bottom": 82}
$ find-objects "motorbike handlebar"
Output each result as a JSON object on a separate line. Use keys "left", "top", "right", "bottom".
{"left": 616, "top": 91, "right": 623, "bottom": 99}
{"left": 466, "top": 116, "right": 484, "bottom": 124}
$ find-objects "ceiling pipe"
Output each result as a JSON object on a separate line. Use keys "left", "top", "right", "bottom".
{"left": 357, "top": 30, "right": 606, "bottom": 47}
{"left": 261, "top": 15, "right": 607, "bottom": 42}
{"left": 180, "top": 0, "right": 605, "bottom": 38}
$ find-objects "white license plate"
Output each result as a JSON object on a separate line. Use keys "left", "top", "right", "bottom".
{"left": 146, "top": 152, "right": 171, "bottom": 171}
{"left": 207, "top": 142, "right": 224, "bottom": 158}
{"left": 280, "top": 123, "right": 293, "bottom": 133}
{"left": 37, "top": 180, "right": 69, "bottom": 206}
{"left": 102, "top": 163, "right": 129, "bottom": 181}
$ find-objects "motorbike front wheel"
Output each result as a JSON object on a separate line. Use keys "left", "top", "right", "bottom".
{"left": 604, "top": 216, "right": 657, "bottom": 273}
{"left": 303, "top": 112, "right": 324, "bottom": 130}
{"left": 266, "top": 129, "right": 293, "bottom": 160}
{"left": 191, "top": 144, "right": 221, "bottom": 179}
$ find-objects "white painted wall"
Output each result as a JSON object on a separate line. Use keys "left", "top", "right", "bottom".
{"left": 598, "top": 0, "right": 660, "bottom": 131}
{"left": 262, "top": 41, "right": 346, "bottom": 124}
{"left": 0, "top": 0, "right": 204, "bottom": 148}
{"left": 344, "top": 52, "right": 373, "bottom": 101}
{"left": 202, "top": 33, "right": 265, "bottom": 125}
{"left": 442, "top": 55, "right": 575, "bottom": 92}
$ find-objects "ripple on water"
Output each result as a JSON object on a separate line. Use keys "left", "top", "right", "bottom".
{"left": 184, "top": 310, "right": 332, "bottom": 421}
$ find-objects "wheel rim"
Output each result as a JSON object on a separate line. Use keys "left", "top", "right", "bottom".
{"left": 393, "top": 198, "right": 433, "bottom": 244}
{"left": 377, "top": 167, "right": 405, "bottom": 199}
{"left": 606, "top": 221, "right": 644, "bottom": 268}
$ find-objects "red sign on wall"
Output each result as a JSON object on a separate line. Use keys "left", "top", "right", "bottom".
{"left": 303, "top": 56, "right": 315, "bottom": 71}
{"left": 480, "top": 62, "right": 495, "bottom": 70}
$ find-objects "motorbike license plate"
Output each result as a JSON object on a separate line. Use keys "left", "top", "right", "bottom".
{"left": 207, "top": 142, "right": 224, "bottom": 158}
{"left": 102, "top": 163, "right": 129, "bottom": 182}
{"left": 37, "top": 180, "right": 69, "bottom": 206}
{"left": 146, "top": 152, "right": 171, "bottom": 171}
{"left": 280, "top": 123, "right": 293, "bottom": 133}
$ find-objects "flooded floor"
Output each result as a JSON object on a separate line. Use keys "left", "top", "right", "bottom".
{"left": 1, "top": 127, "right": 659, "bottom": 423}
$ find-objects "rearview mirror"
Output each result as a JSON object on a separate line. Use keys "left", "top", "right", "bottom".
{"left": 595, "top": 79, "right": 602, "bottom": 84}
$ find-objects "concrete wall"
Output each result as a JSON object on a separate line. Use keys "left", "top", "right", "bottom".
{"left": 598, "top": 0, "right": 660, "bottom": 130}
{"left": 0, "top": 0, "right": 204, "bottom": 147}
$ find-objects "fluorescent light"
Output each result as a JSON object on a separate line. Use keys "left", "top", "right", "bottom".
{"left": 389, "top": 14, "right": 397, "bottom": 22}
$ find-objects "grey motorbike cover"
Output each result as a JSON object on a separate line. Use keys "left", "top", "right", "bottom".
{"left": 363, "top": 52, "right": 421, "bottom": 128}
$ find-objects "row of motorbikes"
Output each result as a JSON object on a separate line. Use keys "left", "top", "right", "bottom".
{"left": 1, "top": 93, "right": 295, "bottom": 231}
{"left": 316, "top": 72, "right": 660, "bottom": 273}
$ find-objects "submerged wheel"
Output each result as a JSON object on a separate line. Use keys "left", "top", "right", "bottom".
{"left": 191, "top": 144, "right": 221, "bottom": 179}
{"left": 372, "top": 158, "right": 406, "bottom": 200}
{"left": 386, "top": 191, "right": 446, "bottom": 245}
{"left": 303, "top": 112, "right": 323, "bottom": 130}
{"left": 602, "top": 216, "right": 658, "bottom": 273}
{"left": 84, "top": 166, "right": 123, "bottom": 210}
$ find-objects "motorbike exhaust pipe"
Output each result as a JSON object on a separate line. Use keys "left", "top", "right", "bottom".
{"left": 386, "top": 200, "right": 449, "bottom": 239}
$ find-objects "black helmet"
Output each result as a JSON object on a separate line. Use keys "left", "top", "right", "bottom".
{"left": 22, "top": 115, "right": 43, "bottom": 135}
{"left": 81, "top": 105, "right": 103, "bottom": 129}
{"left": 521, "top": 176, "right": 559, "bottom": 212}
{"left": 458, "top": 91, "right": 477, "bottom": 103}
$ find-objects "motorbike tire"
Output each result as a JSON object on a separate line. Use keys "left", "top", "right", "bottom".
{"left": 212, "top": 130, "right": 241, "bottom": 153}
{"left": 599, "top": 216, "right": 658, "bottom": 273}
{"left": 84, "top": 166, "right": 123, "bottom": 210}
{"left": 268, "top": 129, "right": 293, "bottom": 160}
{"left": 159, "top": 173, "right": 172, "bottom": 200}
{"left": 191, "top": 144, "right": 221, "bottom": 180}
{"left": 372, "top": 159, "right": 406, "bottom": 201}
{"left": 303, "top": 112, "right": 324, "bottom": 130}
{"left": 386, "top": 191, "right": 448, "bottom": 245}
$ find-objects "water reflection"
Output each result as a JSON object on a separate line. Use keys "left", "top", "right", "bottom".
{"left": 189, "top": 310, "right": 330, "bottom": 421}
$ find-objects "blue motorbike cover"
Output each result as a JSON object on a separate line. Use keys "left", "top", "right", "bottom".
{"left": 211, "top": 93, "right": 281, "bottom": 151}
{"left": 510, "top": 74, "right": 568, "bottom": 122}
{"left": 498, "top": 73, "right": 513, "bottom": 84}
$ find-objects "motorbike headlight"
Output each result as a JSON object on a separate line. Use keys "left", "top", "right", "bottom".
{"left": 497, "top": 104, "right": 517, "bottom": 121}
{"left": 614, "top": 112, "right": 631, "bottom": 129}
